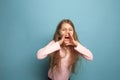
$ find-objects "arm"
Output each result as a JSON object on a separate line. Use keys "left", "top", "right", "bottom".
{"left": 37, "top": 41, "right": 61, "bottom": 59}
{"left": 62, "top": 33, "right": 93, "bottom": 61}
{"left": 74, "top": 43, "right": 93, "bottom": 61}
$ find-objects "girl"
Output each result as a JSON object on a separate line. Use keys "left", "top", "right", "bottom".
{"left": 37, "top": 19, "right": 93, "bottom": 80}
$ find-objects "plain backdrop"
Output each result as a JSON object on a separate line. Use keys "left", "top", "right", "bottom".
{"left": 0, "top": 0, "right": 120, "bottom": 80}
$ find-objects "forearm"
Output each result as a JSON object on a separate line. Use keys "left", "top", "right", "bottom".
{"left": 74, "top": 43, "right": 93, "bottom": 61}
{"left": 37, "top": 41, "right": 61, "bottom": 59}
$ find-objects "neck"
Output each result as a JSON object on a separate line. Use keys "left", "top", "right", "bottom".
{"left": 61, "top": 45, "right": 72, "bottom": 51}
{"left": 61, "top": 44, "right": 69, "bottom": 48}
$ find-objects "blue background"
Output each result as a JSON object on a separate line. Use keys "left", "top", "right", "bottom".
{"left": 0, "top": 0, "right": 120, "bottom": 80}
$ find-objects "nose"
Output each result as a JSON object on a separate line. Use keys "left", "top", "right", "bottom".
{"left": 66, "top": 30, "right": 69, "bottom": 33}
{"left": 65, "top": 30, "right": 70, "bottom": 36}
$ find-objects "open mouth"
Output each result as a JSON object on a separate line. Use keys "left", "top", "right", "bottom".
{"left": 65, "top": 36, "right": 70, "bottom": 39}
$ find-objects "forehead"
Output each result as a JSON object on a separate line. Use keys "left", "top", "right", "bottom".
{"left": 61, "top": 23, "right": 73, "bottom": 29}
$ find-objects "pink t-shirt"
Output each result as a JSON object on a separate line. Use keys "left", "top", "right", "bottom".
{"left": 37, "top": 41, "right": 93, "bottom": 80}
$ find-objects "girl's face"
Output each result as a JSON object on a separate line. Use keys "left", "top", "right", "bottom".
{"left": 59, "top": 23, "right": 74, "bottom": 44}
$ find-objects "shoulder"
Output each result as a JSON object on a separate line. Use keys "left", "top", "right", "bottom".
{"left": 48, "top": 40, "right": 55, "bottom": 45}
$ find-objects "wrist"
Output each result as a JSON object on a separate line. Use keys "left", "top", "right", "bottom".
{"left": 58, "top": 40, "right": 62, "bottom": 45}
{"left": 74, "top": 41, "right": 79, "bottom": 47}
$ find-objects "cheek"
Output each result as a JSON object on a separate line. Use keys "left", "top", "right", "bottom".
{"left": 70, "top": 31, "right": 74, "bottom": 36}
{"left": 60, "top": 31, "right": 65, "bottom": 36}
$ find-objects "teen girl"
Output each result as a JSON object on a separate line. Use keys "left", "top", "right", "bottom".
{"left": 37, "top": 19, "right": 93, "bottom": 80}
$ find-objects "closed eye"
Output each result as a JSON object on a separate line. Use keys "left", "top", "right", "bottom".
{"left": 62, "top": 29, "right": 66, "bottom": 31}
{"left": 69, "top": 29, "right": 73, "bottom": 31}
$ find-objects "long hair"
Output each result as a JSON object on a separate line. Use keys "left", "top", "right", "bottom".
{"left": 50, "top": 19, "right": 81, "bottom": 73}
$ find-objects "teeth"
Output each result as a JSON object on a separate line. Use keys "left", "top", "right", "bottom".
{"left": 65, "top": 37, "right": 69, "bottom": 39}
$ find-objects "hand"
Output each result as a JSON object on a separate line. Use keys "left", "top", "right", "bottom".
{"left": 65, "top": 33, "right": 79, "bottom": 47}
{"left": 58, "top": 33, "right": 66, "bottom": 45}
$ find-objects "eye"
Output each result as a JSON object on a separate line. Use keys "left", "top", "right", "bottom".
{"left": 69, "top": 28, "right": 73, "bottom": 31}
{"left": 62, "top": 29, "right": 66, "bottom": 31}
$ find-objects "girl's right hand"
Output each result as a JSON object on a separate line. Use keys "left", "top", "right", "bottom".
{"left": 58, "top": 33, "right": 66, "bottom": 45}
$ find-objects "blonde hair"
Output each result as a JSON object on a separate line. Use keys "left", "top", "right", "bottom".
{"left": 50, "top": 19, "right": 81, "bottom": 73}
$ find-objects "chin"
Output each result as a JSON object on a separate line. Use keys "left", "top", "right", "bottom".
{"left": 63, "top": 41, "right": 70, "bottom": 45}
{"left": 64, "top": 40, "right": 70, "bottom": 43}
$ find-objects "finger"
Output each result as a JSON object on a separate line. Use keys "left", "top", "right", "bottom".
{"left": 68, "top": 33, "right": 74, "bottom": 42}
{"left": 62, "top": 33, "right": 66, "bottom": 40}
{"left": 65, "top": 42, "right": 73, "bottom": 46}
{"left": 60, "top": 33, "right": 66, "bottom": 44}
{"left": 68, "top": 33, "right": 73, "bottom": 39}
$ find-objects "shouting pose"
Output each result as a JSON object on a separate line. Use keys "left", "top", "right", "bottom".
{"left": 37, "top": 19, "right": 93, "bottom": 80}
